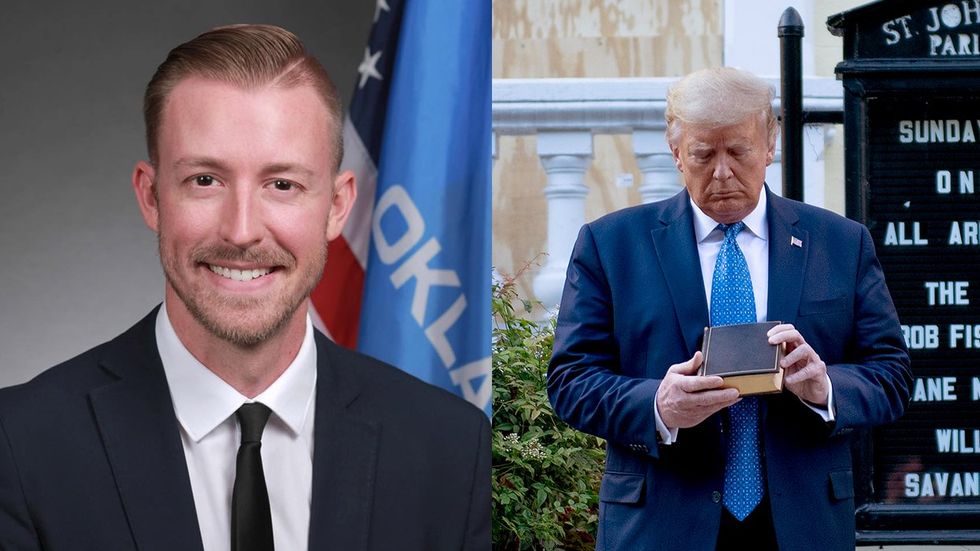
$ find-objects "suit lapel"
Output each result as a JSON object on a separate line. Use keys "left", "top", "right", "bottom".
{"left": 765, "top": 190, "right": 808, "bottom": 326}
{"left": 88, "top": 309, "right": 203, "bottom": 551}
{"left": 761, "top": 190, "right": 808, "bottom": 426}
{"left": 308, "top": 334, "right": 381, "bottom": 551}
{"left": 651, "top": 190, "right": 711, "bottom": 356}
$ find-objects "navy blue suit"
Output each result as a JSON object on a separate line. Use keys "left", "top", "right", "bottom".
{"left": 0, "top": 307, "right": 490, "bottom": 550}
{"left": 548, "top": 189, "right": 911, "bottom": 551}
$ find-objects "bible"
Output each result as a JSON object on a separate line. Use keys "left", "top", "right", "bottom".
{"left": 699, "top": 321, "right": 785, "bottom": 396}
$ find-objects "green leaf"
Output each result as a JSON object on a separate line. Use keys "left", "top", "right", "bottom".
{"left": 492, "top": 275, "right": 604, "bottom": 551}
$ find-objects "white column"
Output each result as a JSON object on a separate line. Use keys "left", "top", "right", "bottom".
{"left": 634, "top": 130, "right": 682, "bottom": 204}
{"left": 491, "top": 132, "right": 502, "bottom": 288}
{"left": 491, "top": 130, "right": 498, "bottom": 163}
{"left": 533, "top": 131, "right": 593, "bottom": 311}
{"left": 765, "top": 139, "right": 783, "bottom": 197}
{"left": 802, "top": 124, "right": 832, "bottom": 208}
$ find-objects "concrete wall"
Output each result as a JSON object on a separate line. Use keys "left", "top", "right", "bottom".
{"left": 493, "top": 0, "right": 723, "bottom": 311}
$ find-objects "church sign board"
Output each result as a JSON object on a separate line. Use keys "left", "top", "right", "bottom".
{"left": 829, "top": 0, "right": 980, "bottom": 543}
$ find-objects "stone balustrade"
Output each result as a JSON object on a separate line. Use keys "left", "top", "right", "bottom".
{"left": 492, "top": 77, "right": 843, "bottom": 310}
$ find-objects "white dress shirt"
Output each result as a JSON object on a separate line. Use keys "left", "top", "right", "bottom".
{"left": 156, "top": 302, "right": 316, "bottom": 551}
{"left": 654, "top": 192, "right": 834, "bottom": 444}
{"left": 690, "top": 192, "right": 770, "bottom": 324}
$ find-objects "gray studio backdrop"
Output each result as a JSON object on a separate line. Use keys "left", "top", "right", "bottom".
{"left": 0, "top": 0, "right": 375, "bottom": 386}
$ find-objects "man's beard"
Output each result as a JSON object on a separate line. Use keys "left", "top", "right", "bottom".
{"left": 159, "top": 236, "right": 327, "bottom": 348}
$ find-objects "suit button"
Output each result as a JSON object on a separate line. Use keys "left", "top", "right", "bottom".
{"left": 712, "top": 491, "right": 722, "bottom": 503}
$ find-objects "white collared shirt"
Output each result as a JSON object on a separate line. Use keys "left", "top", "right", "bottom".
{"left": 690, "top": 191, "right": 770, "bottom": 323}
{"left": 156, "top": 302, "right": 316, "bottom": 551}
{"left": 654, "top": 191, "right": 833, "bottom": 444}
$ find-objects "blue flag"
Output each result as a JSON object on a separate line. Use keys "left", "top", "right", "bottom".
{"left": 353, "top": 0, "right": 491, "bottom": 414}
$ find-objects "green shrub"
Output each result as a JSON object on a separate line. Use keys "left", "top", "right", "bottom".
{"left": 492, "top": 278, "right": 605, "bottom": 550}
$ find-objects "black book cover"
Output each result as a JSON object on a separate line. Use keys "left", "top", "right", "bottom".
{"left": 699, "top": 321, "right": 785, "bottom": 396}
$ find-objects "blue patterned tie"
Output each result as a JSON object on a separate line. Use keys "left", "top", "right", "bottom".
{"left": 710, "top": 222, "right": 763, "bottom": 521}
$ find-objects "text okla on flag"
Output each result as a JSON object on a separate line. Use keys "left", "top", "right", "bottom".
{"left": 310, "top": 0, "right": 491, "bottom": 415}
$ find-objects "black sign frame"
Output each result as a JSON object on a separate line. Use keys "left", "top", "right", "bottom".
{"left": 831, "top": 0, "right": 980, "bottom": 543}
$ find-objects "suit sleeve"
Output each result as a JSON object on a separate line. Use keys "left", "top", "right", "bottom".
{"left": 0, "top": 416, "right": 42, "bottom": 550}
{"left": 462, "top": 412, "right": 490, "bottom": 551}
{"left": 826, "top": 225, "right": 913, "bottom": 431}
{"left": 547, "top": 224, "right": 662, "bottom": 457}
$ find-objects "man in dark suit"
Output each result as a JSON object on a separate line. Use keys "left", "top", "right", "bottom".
{"left": 548, "top": 67, "right": 911, "bottom": 551}
{"left": 0, "top": 25, "right": 489, "bottom": 551}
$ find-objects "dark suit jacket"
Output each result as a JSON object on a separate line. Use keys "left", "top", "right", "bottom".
{"left": 548, "top": 189, "right": 911, "bottom": 551}
{"left": 0, "top": 307, "right": 490, "bottom": 550}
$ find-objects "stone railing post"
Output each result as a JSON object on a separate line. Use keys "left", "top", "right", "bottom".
{"left": 532, "top": 130, "right": 593, "bottom": 310}
{"left": 765, "top": 138, "right": 784, "bottom": 196}
{"left": 634, "top": 129, "right": 682, "bottom": 204}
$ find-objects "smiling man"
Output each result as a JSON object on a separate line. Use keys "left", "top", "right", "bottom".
{"left": 0, "top": 25, "right": 489, "bottom": 551}
{"left": 547, "top": 67, "right": 911, "bottom": 551}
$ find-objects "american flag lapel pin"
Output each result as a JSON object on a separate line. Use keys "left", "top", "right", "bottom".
{"left": 790, "top": 236, "right": 803, "bottom": 248}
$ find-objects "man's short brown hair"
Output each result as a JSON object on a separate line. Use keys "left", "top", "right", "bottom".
{"left": 143, "top": 24, "right": 343, "bottom": 168}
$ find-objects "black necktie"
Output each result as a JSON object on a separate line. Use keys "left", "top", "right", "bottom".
{"left": 232, "top": 403, "right": 274, "bottom": 551}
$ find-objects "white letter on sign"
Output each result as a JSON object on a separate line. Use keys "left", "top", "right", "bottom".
{"left": 450, "top": 357, "right": 492, "bottom": 410}
{"left": 425, "top": 295, "right": 467, "bottom": 367}
{"left": 391, "top": 238, "right": 462, "bottom": 325}
{"left": 372, "top": 185, "right": 425, "bottom": 264}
